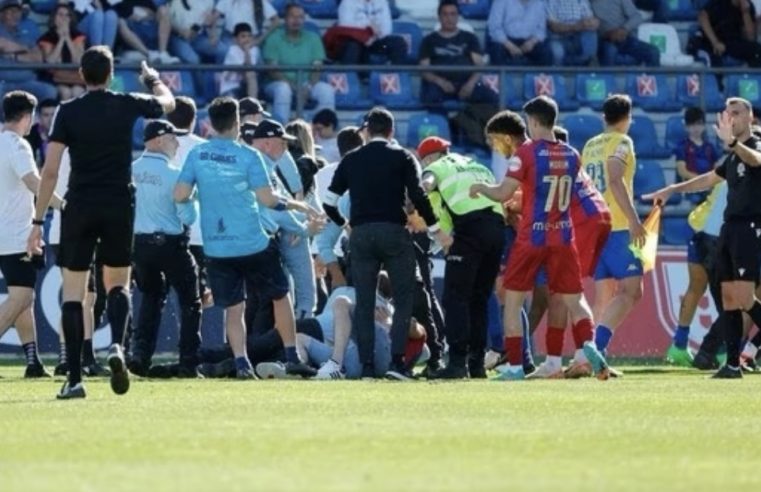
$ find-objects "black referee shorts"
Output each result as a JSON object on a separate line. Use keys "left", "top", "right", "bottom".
{"left": 58, "top": 193, "right": 135, "bottom": 271}
{"left": 49, "top": 245, "right": 98, "bottom": 293}
{"left": 0, "top": 253, "right": 38, "bottom": 288}
{"left": 716, "top": 220, "right": 761, "bottom": 283}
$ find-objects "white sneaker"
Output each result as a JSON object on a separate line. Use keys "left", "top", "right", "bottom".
{"left": 121, "top": 50, "right": 147, "bottom": 63}
{"left": 484, "top": 350, "right": 504, "bottom": 370}
{"left": 255, "top": 361, "right": 286, "bottom": 379}
{"left": 315, "top": 359, "right": 345, "bottom": 380}
{"left": 525, "top": 361, "right": 564, "bottom": 380}
{"left": 158, "top": 51, "right": 180, "bottom": 64}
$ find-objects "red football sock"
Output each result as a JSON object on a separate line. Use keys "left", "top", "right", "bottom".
{"left": 504, "top": 337, "right": 523, "bottom": 366}
{"left": 404, "top": 335, "right": 426, "bottom": 366}
{"left": 572, "top": 318, "right": 594, "bottom": 348}
{"left": 546, "top": 326, "right": 565, "bottom": 357}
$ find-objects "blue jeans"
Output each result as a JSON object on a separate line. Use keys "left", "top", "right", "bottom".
{"left": 489, "top": 39, "right": 553, "bottom": 66}
{"left": 78, "top": 9, "right": 118, "bottom": 48}
{"left": 169, "top": 33, "right": 229, "bottom": 64}
{"left": 420, "top": 79, "right": 499, "bottom": 110}
{"left": 0, "top": 80, "right": 57, "bottom": 102}
{"left": 264, "top": 80, "right": 336, "bottom": 124}
{"left": 127, "top": 19, "right": 159, "bottom": 50}
{"left": 277, "top": 231, "right": 316, "bottom": 319}
{"left": 550, "top": 31, "right": 597, "bottom": 65}
{"left": 599, "top": 35, "right": 660, "bottom": 66}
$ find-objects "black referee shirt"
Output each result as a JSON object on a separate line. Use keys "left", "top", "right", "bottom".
{"left": 49, "top": 89, "right": 164, "bottom": 201}
{"left": 325, "top": 139, "right": 437, "bottom": 228}
{"left": 715, "top": 135, "right": 761, "bottom": 221}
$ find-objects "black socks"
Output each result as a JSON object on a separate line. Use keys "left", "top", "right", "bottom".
{"left": 107, "top": 286, "right": 131, "bottom": 347}
{"left": 61, "top": 302, "right": 84, "bottom": 385}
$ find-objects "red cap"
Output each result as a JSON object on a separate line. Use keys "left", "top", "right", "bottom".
{"left": 416, "top": 136, "right": 451, "bottom": 159}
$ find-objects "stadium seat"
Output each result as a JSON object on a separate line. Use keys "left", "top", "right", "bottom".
{"left": 725, "top": 74, "right": 761, "bottom": 107}
{"left": 160, "top": 71, "right": 196, "bottom": 99}
{"left": 664, "top": 115, "right": 686, "bottom": 152}
{"left": 523, "top": 73, "right": 579, "bottom": 111}
{"left": 575, "top": 73, "right": 617, "bottom": 110}
{"left": 457, "top": 0, "right": 491, "bottom": 19}
{"left": 562, "top": 114, "right": 603, "bottom": 152}
{"left": 630, "top": 115, "right": 671, "bottom": 159}
{"left": 661, "top": 217, "right": 693, "bottom": 246}
{"left": 271, "top": 0, "right": 287, "bottom": 16}
{"left": 660, "top": 0, "right": 698, "bottom": 20}
{"left": 303, "top": 21, "right": 321, "bottom": 35}
{"left": 637, "top": 23, "right": 693, "bottom": 66}
{"left": 625, "top": 73, "right": 681, "bottom": 112}
{"left": 493, "top": 73, "right": 522, "bottom": 110}
{"left": 369, "top": 72, "right": 422, "bottom": 109}
{"left": 28, "top": 0, "right": 56, "bottom": 14}
{"left": 322, "top": 71, "right": 373, "bottom": 110}
{"left": 634, "top": 159, "right": 681, "bottom": 205}
{"left": 675, "top": 73, "right": 724, "bottom": 112}
{"left": 393, "top": 21, "right": 423, "bottom": 62}
{"left": 300, "top": 0, "right": 338, "bottom": 19}
{"left": 194, "top": 109, "right": 213, "bottom": 139}
{"left": 406, "top": 113, "right": 451, "bottom": 149}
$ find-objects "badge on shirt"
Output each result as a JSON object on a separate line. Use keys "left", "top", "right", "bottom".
{"left": 507, "top": 156, "right": 522, "bottom": 173}
{"left": 738, "top": 162, "right": 746, "bottom": 178}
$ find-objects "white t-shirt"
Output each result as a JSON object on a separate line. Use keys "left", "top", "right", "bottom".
{"left": 0, "top": 130, "right": 38, "bottom": 255}
{"left": 48, "top": 149, "right": 71, "bottom": 246}
{"left": 315, "top": 136, "right": 340, "bottom": 164}
{"left": 175, "top": 133, "right": 206, "bottom": 246}
{"left": 219, "top": 44, "right": 260, "bottom": 95}
{"left": 170, "top": 0, "right": 216, "bottom": 32}
{"left": 216, "top": 0, "right": 277, "bottom": 36}
{"left": 315, "top": 161, "right": 338, "bottom": 211}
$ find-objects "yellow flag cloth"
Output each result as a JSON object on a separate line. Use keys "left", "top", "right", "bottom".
{"left": 629, "top": 205, "right": 661, "bottom": 273}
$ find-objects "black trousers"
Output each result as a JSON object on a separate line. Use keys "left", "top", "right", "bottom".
{"left": 132, "top": 234, "right": 202, "bottom": 366}
{"left": 412, "top": 233, "right": 445, "bottom": 363}
{"left": 350, "top": 223, "right": 416, "bottom": 365}
{"left": 443, "top": 213, "right": 506, "bottom": 364}
{"left": 189, "top": 245, "right": 207, "bottom": 296}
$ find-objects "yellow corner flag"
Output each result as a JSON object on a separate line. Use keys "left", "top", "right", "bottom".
{"left": 629, "top": 205, "right": 662, "bottom": 273}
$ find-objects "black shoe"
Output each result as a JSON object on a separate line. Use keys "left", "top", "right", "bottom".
{"left": 361, "top": 363, "right": 375, "bottom": 380}
{"left": 432, "top": 364, "right": 469, "bottom": 380}
{"left": 148, "top": 363, "right": 179, "bottom": 379}
{"left": 523, "top": 363, "right": 536, "bottom": 375}
{"left": 107, "top": 344, "right": 131, "bottom": 395}
{"left": 54, "top": 362, "right": 68, "bottom": 376}
{"left": 56, "top": 381, "right": 86, "bottom": 400}
{"left": 693, "top": 350, "right": 720, "bottom": 370}
{"left": 419, "top": 359, "right": 445, "bottom": 379}
{"left": 198, "top": 359, "right": 236, "bottom": 379}
{"left": 285, "top": 361, "right": 317, "bottom": 378}
{"left": 177, "top": 364, "right": 204, "bottom": 379}
{"left": 468, "top": 364, "right": 487, "bottom": 379}
{"left": 24, "top": 364, "right": 52, "bottom": 378}
{"left": 83, "top": 362, "right": 110, "bottom": 377}
{"left": 385, "top": 364, "right": 416, "bottom": 381}
{"left": 712, "top": 365, "right": 743, "bottom": 379}
{"left": 127, "top": 358, "right": 150, "bottom": 377}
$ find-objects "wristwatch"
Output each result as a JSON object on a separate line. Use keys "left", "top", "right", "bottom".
{"left": 32, "top": 219, "right": 44, "bottom": 226}
{"left": 729, "top": 138, "right": 738, "bottom": 148}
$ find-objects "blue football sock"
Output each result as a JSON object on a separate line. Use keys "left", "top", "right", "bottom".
{"left": 673, "top": 325, "right": 690, "bottom": 349}
{"left": 595, "top": 325, "right": 613, "bottom": 353}
{"left": 234, "top": 357, "right": 252, "bottom": 371}
{"left": 285, "top": 346, "right": 300, "bottom": 364}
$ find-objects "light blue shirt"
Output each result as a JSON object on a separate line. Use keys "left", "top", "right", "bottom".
{"left": 178, "top": 138, "right": 271, "bottom": 258}
{"left": 258, "top": 152, "right": 308, "bottom": 236}
{"left": 133, "top": 151, "right": 196, "bottom": 235}
{"left": 275, "top": 150, "right": 304, "bottom": 196}
{"left": 488, "top": 0, "right": 548, "bottom": 43}
{"left": 703, "top": 182, "right": 727, "bottom": 237}
{"left": 315, "top": 194, "right": 351, "bottom": 264}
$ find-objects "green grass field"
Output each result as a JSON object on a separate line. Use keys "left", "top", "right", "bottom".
{"left": 2, "top": 362, "right": 760, "bottom": 492}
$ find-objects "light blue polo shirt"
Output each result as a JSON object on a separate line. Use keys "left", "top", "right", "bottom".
{"left": 133, "top": 151, "right": 196, "bottom": 235}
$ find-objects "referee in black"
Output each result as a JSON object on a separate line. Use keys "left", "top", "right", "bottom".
{"left": 322, "top": 107, "right": 452, "bottom": 380}
{"left": 27, "top": 46, "right": 175, "bottom": 399}
{"left": 645, "top": 97, "right": 761, "bottom": 379}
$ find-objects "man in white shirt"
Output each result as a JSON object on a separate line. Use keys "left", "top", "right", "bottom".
{"left": 312, "top": 108, "right": 340, "bottom": 163}
{"left": 0, "top": 91, "right": 62, "bottom": 378}
{"left": 337, "top": 0, "right": 407, "bottom": 64}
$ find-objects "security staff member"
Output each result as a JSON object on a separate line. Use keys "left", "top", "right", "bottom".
{"left": 129, "top": 120, "right": 202, "bottom": 379}
{"left": 645, "top": 97, "right": 761, "bottom": 379}
{"left": 323, "top": 107, "right": 452, "bottom": 380}
{"left": 28, "top": 47, "right": 175, "bottom": 399}
{"left": 419, "top": 137, "right": 506, "bottom": 379}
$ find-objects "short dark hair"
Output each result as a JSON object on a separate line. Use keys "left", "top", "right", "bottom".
{"left": 312, "top": 108, "right": 338, "bottom": 129}
{"left": 523, "top": 95, "right": 558, "bottom": 129}
{"left": 553, "top": 126, "right": 568, "bottom": 143}
{"left": 233, "top": 22, "right": 252, "bottom": 37}
{"left": 284, "top": 2, "right": 304, "bottom": 16}
{"left": 485, "top": 110, "right": 526, "bottom": 137}
{"left": 365, "top": 107, "right": 394, "bottom": 137}
{"left": 80, "top": 46, "right": 113, "bottom": 86}
{"left": 438, "top": 0, "right": 459, "bottom": 16}
{"left": 684, "top": 106, "right": 705, "bottom": 126}
{"left": 3, "top": 90, "right": 37, "bottom": 123}
{"left": 727, "top": 97, "right": 753, "bottom": 113}
{"left": 39, "top": 98, "right": 58, "bottom": 111}
{"left": 602, "top": 94, "right": 632, "bottom": 126}
{"left": 208, "top": 97, "right": 239, "bottom": 133}
{"left": 168, "top": 96, "right": 197, "bottom": 130}
{"left": 337, "top": 125, "right": 363, "bottom": 157}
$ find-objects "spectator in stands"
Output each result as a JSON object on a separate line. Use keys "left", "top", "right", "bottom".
{"left": 487, "top": 0, "right": 553, "bottom": 66}
{"left": 0, "top": 0, "right": 57, "bottom": 102}
{"left": 26, "top": 98, "right": 56, "bottom": 166}
{"left": 546, "top": 0, "right": 599, "bottom": 66}
{"left": 696, "top": 0, "right": 761, "bottom": 67}
{"left": 239, "top": 96, "right": 271, "bottom": 123}
{"left": 312, "top": 108, "right": 340, "bottom": 163}
{"left": 633, "top": 0, "right": 666, "bottom": 23}
{"left": 335, "top": 0, "right": 408, "bottom": 65}
{"left": 73, "top": 1, "right": 118, "bottom": 48}
{"left": 38, "top": 3, "right": 86, "bottom": 101}
{"left": 215, "top": 0, "right": 280, "bottom": 47}
{"left": 420, "top": 0, "right": 497, "bottom": 110}
{"left": 591, "top": 0, "right": 660, "bottom": 66}
{"left": 169, "top": 0, "right": 227, "bottom": 64}
{"left": 674, "top": 106, "right": 720, "bottom": 203}
{"left": 219, "top": 23, "right": 259, "bottom": 98}
{"left": 262, "top": 3, "right": 335, "bottom": 124}
{"left": 114, "top": 0, "right": 179, "bottom": 64}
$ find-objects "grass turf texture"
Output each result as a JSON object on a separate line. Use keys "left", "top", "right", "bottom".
{"left": 1, "top": 362, "right": 760, "bottom": 492}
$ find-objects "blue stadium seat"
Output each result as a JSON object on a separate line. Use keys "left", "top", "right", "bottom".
{"left": 195, "top": 109, "right": 213, "bottom": 139}
{"left": 111, "top": 70, "right": 142, "bottom": 93}
{"left": 675, "top": 73, "right": 724, "bottom": 112}
{"left": 300, "top": 0, "right": 338, "bottom": 19}
{"left": 662, "top": 0, "right": 697, "bottom": 20}
{"left": 160, "top": 71, "right": 196, "bottom": 99}
{"left": 369, "top": 72, "right": 421, "bottom": 109}
{"left": 393, "top": 21, "right": 423, "bottom": 62}
{"left": 322, "top": 71, "right": 373, "bottom": 110}
{"left": 664, "top": 115, "right": 686, "bottom": 152}
{"left": 28, "top": 0, "right": 56, "bottom": 14}
{"left": 576, "top": 73, "right": 617, "bottom": 110}
{"left": 303, "top": 21, "right": 321, "bottom": 35}
{"left": 661, "top": 217, "right": 693, "bottom": 246}
{"left": 562, "top": 115, "right": 603, "bottom": 152}
{"left": 271, "top": 0, "right": 287, "bottom": 16}
{"left": 625, "top": 73, "right": 681, "bottom": 112}
{"left": 495, "top": 73, "right": 522, "bottom": 109}
{"left": 725, "top": 74, "right": 761, "bottom": 107}
{"left": 457, "top": 0, "right": 491, "bottom": 19}
{"left": 629, "top": 115, "right": 671, "bottom": 159}
{"left": 634, "top": 160, "right": 681, "bottom": 205}
{"left": 406, "top": 113, "right": 451, "bottom": 149}
{"left": 523, "top": 73, "right": 579, "bottom": 111}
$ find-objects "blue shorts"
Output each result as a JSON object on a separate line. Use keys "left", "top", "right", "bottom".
{"left": 593, "top": 230, "right": 644, "bottom": 280}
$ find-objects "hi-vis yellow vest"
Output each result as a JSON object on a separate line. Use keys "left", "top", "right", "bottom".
{"left": 425, "top": 153, "right": 504, "bottom": 221}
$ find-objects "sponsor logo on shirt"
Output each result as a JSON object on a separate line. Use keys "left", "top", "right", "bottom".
{"left": 133, "top": 171, "right": 162, "bottom": 186}
{"left": 532, "top": 219, "right": 572, "bottom": 231}
{"left": 199, "top": 152, "right": 237, "bottom": 164}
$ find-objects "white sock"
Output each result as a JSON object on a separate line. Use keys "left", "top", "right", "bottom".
{"left": 575, "top": 349, "right": 588, "bottom": 363}
{"left": 545, "top": 355, "right": 562, "bottom": 369}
